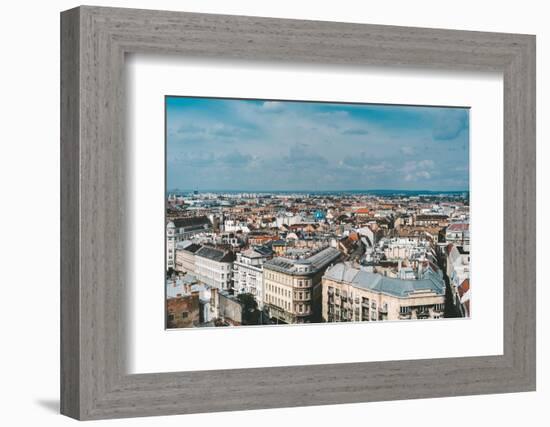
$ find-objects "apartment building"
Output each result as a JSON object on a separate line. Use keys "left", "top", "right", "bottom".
{"left": 445, "top": 222, "right": 470, "bottom": 246}
{"left": 321, "top": 262, "right": 445, "bottom": 322}
{"left": 172, "top": 216, "right": 213, "bottom": 240}
{"left": 263, "top": 247, "right": 341, "bottom": 324}
{"left": 446, "top": 244, "right": 471, "bottom": 317}
{"left": 232, "top": 248, "right": 272, "bottom": 308}
{"left": 166, "top": 216, "right": 212, "bottom": 271}
{"left": 194, "top": 246, "right": 235, "bottom": 291}
{"left": 174, "top": 242, "right": 201, "bottom": 274}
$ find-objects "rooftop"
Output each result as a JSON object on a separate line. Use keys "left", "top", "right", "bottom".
{"left": 196, "top": 245, "right": 235, "bottom": 263}
{"left": 172, "top": 216, "right": 212, "bottom": 229}
{"left": 180, "top": 243, "right": 202, "bottom": 253}
{"left": 447, "top": 222, "right": 469, "bottom": 232}
{"left": 324, "top": 263, "right": 445, "bottom": 298}
{"left": 264, "top": 247, "right": 341, "bottom": 275}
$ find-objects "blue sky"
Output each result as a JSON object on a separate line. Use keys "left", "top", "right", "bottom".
{"left": 166, "top": 97, "right": 469, "bottom": 191}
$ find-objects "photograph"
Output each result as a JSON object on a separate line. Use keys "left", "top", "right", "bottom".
{"left": 165, "top": 97, "right": 471, "bottom": 328}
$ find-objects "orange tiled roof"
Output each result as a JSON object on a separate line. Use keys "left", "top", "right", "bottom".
{"left": 458, "top": 278, "right": 470, "bottom": 298}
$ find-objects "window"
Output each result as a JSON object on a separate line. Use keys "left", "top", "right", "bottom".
{"left": 182, "top": 312, "right": 188, "bottom": 319}
{"left": 168, "top": 314, "right": 174, "bottom": 322}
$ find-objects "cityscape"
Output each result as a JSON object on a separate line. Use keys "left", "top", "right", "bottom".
{"left": 165, "top": 97, "right": 470, "bottom": 328}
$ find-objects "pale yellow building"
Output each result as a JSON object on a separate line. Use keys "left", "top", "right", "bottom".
{"left": 263, "top": 247, "right": 341, "bottom": 324}
{"left": 322, "top": 263, "right": 445, "bottom": 322}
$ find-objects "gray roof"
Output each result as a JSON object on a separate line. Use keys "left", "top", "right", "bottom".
{"left": 264, "top": 247, "right": 341, "bottom": 275}
{"left": 324, "top": 263, "right": 445, "bottom": 298}
{"left": 254, "top": 245, "right": 274, "bottom": 257}
{"left": 173, "top": 216, "right": 212, "bottom": 229}
{"left": 181, "top": 243, "right": 202, "bottom": 253}
{"left": 196, "top": 246, "right": 234, "bottom": 263}
{"left": 241, "top": 248, "right": 265, "bottom": 259}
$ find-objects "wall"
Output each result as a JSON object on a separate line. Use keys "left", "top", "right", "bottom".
{"left": 0, "top": 0, "right": 547, "bottom": 426}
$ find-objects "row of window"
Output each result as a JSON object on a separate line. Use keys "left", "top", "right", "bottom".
{"left": 266, "top": 294, "right": 310, "bottom": 314}
{"left": 327, "top": 308, "right": 376, "bottom": 322}
{"left": 399, "top": 303, "right": 444, "bottom": 314}
{"left": 328, "top": 287, "right": 380, "bottom": 309}
{"left": 267, "top": 282, "right": 290, "bottom": 298}
{"left": 264, "top": 271, "right": 311, "bottom": 287}
{"left": 167, "top": 312, "right": 188, "bottom": 321}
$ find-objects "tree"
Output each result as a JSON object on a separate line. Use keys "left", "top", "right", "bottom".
{"left": 236, "top": 293, "right": 260, "bottom": 325}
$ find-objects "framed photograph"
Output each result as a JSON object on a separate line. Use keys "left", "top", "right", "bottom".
{"left": 61, "top": 6, "right": 536, "bottom": 420}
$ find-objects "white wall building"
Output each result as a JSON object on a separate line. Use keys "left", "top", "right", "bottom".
{"left": 194, "top": 246, "right": 235, "bottom": 291}
{"left": 446, "top": 244, "right": 471, "bottom": 317}
{"left": 446, "top": 222, "right": 470, "bottom": 245}
{"left": 166, "top": 216, "right": 212, "bottom": 271}
{"left": 276, "top": 214, "right": 303, "bottom": 228}
{"left": 223, "top": 219, "right": 250, "bottom": 233}
{"left": 174, "top": 242, "right": 201, "bottom": 274}
{"left": 171, "top": 216, "right": 212, "bottom": 241}
{"left": 166, "top": 222, "right": 176, "bottom": 270}
{"left": 381, "top": 237, "right": 432, "bottom": 262}
{"left": 233, "top": 248, "right": 271, "bottom": 308}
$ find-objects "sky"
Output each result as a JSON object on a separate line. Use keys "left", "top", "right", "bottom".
{"left": 166, "top": 96, "right": 469, "bottom": 192}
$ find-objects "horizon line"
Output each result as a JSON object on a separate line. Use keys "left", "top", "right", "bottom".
{"left": 166, "top": 188, "right": 470, "bottom": 193}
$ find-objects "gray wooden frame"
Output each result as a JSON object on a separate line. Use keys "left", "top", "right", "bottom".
{"left": 60, "top": 5, "right": 536, "bottom": 421}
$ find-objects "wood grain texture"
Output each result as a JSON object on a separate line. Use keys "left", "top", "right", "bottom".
{"left": 60, "top": 6, "right": 536, "bottom": 420}
{"left": 60, "top": 7, "right": 80, "bottom": 419}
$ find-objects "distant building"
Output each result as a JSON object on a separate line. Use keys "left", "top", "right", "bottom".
{"left": 355, "top": 208, "right": 371, "bottom": 217}
{"left": 445, "top": 222, "right": 470, "bottom": 246}
{"left": 166, "top": 216, "right": 212, "bottom": 271}
{"left": 174, "top": 242, "right": 202, "bottom": 273}
{"left": 223, "top": 219, "right": 251, "bottom": 233}
{"left": 194, "top": 246, "right": 235, "bottom": 290}
{"left": 172, "top": 216, "right": 212, "bottom": 241}
{"left": 381, "top": 237, "right": 434, "bottom": 263}
{"left": 314, "top": 210, "right": 326, "bottom": 220}
{"left": 233, "top": 248, "right": 272, "bottom": 308}
{"left": 166, "top": 221, "right": 176, "bottom": 270}
{"left": 457, "top": 278, "right": 471, "bottom": 317}
{"left": 321, "top": 263, "right": 445, "bottom": 322}
{"left": 263, "top": 247, "right": 341, "bottom": 323}
{"left": 414, "top": 214, "right": 449, "bottom": 227}
{"left": 446, "top": 244, "right": 471, "bottom": 317}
